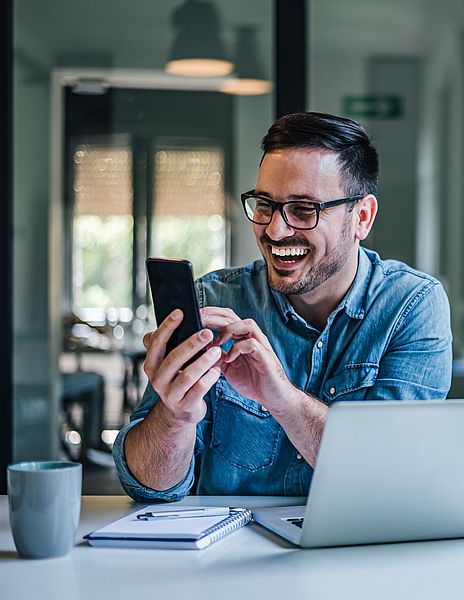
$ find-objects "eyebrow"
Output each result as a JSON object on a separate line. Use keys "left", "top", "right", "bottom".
{"left": 254, "top": 190, "right": 321, "bottom": 202}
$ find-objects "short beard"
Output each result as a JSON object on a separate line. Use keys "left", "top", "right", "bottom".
{"left": 264, "top": 213, "right": 354, "bottom": 296}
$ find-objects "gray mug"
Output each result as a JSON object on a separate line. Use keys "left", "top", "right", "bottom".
{"left": 7, "top": 461, "right": 82, "bottom": 559}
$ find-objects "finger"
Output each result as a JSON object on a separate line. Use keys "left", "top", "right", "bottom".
{"left": 200, "top": 306, "right": 240, "bottom": 319}
{"left": 215, "top": 318, "right": 273, "bottom": 350}
{"left": 180, "top": 366, "right": 222, "bottom": 410}
{"left": 200, "top": 307, "right": 241, "bottom": 330}
{"left": 143, "top": 309, "right": 184, "bottom": 375}
{"left": 171, "top": 346, "right": 222, "bottom": 399}
{"left": 161, "top": 364, "right": 222, "bottom": 424}
{"left": 142, "top": 331, "right": 153, "bottom": 349}
{"left": 143, "top": 309, "right": 183, "bottom": 350}
{"left": 155, "top": 328, "right": 215, "bottom": 388}
{"left": 223, "top": 338, "right": 264, "bottom": 364}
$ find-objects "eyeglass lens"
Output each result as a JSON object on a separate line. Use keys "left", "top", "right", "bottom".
{"left": 244, "top": 197, "right": 318, "bottom": 229}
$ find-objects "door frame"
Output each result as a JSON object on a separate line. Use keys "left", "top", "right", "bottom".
{"left": 0, "top": 0, "right": 13, "bottom": 494}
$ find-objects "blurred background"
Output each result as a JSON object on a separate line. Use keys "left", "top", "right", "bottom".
{"left": 2, "top": 0, "right": 464, "bottom": 493}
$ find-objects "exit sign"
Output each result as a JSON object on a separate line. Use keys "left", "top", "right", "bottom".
{"left": 342, "top": 95, "right": 404, "bottom": 119}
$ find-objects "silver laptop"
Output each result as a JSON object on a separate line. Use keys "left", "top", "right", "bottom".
{"left": 253, "top": 400, "right": 464, "bottom": 548}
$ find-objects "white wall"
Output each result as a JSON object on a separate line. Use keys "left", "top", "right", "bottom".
{"left": 310, "top": 54, "right": 368, "bottom": 115}
{"left": 311, "top": 0, "right": 464, "bottom": 357}
{"left": 232, "top": 94, "right": 272, "bottom": 267}
{"left": 367, "top": 57, "right": 422, "bottom": 267}
{"left": 311, "top": 53, "right": 422, "bottom": 266}
{"left": 418, "top": 20, "right": 464, "bottom": 353}
{"left": 13, "top": 20, "right": 56, "bottom": 459}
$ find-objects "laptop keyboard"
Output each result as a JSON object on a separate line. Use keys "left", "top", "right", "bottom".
{"left": 286, "top": 517, "right": 304, "bottom": 529}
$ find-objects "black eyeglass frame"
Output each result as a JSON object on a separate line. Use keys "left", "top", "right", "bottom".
{"left": 241, "top": 190, "right": 364, "bottom": 231}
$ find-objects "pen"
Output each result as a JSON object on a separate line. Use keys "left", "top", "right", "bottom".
{"left": 136, "top": 507, "right": 230, "bottom": 520}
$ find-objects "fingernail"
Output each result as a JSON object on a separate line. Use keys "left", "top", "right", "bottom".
{"left": 200, "top": 329, "right": 212, "bottom": 341}
{"left": 209, "top": 346, "right": 222, "bottom": 359}
{"left": 171, "top": 309, "right": 182, "bottom": 320}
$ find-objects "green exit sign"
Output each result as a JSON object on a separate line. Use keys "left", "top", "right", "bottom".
{"left": 342, "top": 95, "right": 404, "bottom": 119}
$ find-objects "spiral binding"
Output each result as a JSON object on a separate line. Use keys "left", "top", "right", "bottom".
{"left": 200, "top": 508, "right": 253, "bottom": 545}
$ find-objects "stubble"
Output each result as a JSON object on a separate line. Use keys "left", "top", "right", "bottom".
{"left": 265, "top": 212, "right": 354, "bottom": 296}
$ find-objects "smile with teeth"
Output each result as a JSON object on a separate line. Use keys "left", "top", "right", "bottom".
{"left": 270, "top": 246, "right": 309, "bottom": 262}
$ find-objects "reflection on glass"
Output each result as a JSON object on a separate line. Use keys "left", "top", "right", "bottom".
{"left": 165, "top": 0, "right": 233, "bottom": 77}
{"left": 72, "top": 144, "right": 133, "bottom": 321}
{"left": 152, "top": 148, "right": 226, "bottom": 277}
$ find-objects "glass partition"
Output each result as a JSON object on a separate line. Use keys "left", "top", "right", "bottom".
{"left": 311, "top": 0, "right": 464, "bottom": 391}
{"left": 13, "top": 0, "right": 274, "bottom": 491}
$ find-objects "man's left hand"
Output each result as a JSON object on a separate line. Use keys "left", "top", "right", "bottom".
{"left": 201, "top": 306, "right": 328, "bottom": 467}
{"left": 200, "top": 307, "right": 295, "bottom": 417}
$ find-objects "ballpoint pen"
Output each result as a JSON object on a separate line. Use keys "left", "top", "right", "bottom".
{"left": 136, "top": 507, "right": 230, "bottom": 520}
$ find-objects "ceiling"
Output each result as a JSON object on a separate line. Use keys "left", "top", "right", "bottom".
{"left": 14, "top": 0, "right": 272, "bottom": 71}
{"left": 14, "top": 0, "right": 463, "bottom": 74}
{"left": 311, "top": 0, "right": 463, "bottom": 58}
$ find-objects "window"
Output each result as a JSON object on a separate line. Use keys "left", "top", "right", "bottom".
{"left": 64, "top": 88, "right": 233, "bottom": 332}
{"left": 151, "top": 147, "right": 226, "bottom": 277}
{"left": 72, "top": 142, "right": 133, "bottom": 323}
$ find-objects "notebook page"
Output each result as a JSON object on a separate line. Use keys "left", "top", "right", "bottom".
{"left": 92, "top": 505, "right": 231, "bottom": 540}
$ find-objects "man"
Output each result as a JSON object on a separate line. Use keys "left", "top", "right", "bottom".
{"left": 113, "top": 112, "right": 452, "bottom": 501}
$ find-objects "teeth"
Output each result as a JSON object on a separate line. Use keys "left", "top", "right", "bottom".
{"left": 271, "top": 247, "right": 309, "bottom": 257}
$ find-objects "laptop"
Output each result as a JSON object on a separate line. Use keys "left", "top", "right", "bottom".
{"left": 253, "top": 400, "right": 464, "bottom": 548}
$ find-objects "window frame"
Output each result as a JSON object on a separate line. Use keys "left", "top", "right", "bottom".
{"left": 63, "top": 89, "right": 234, "bottom": 322}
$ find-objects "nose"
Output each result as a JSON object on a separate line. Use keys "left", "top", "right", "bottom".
{"left": 264, "top": 207, "right": 294, "bottom": 240}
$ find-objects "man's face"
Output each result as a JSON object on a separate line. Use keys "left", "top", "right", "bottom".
{"left": 253, "top": 148, "right": 358, "bottom": 296}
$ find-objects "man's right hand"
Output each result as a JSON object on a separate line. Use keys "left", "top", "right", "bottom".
{"left": 142, "top": 309, "right": 222, "bottom": 424}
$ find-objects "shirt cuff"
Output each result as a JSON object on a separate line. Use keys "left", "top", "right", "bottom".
{"left": 112, "top": 419, "right": 195, "bottom": 502}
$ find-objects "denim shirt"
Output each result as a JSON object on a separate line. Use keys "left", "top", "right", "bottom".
{"left": 113, "top": 247, "right": 452, "bottom": 501}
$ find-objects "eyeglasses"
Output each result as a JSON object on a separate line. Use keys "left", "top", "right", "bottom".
{"left": 241, "top": 190, "right": 364, "bottom": 231}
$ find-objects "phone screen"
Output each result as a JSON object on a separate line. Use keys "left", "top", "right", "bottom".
{"left": 146, "top": 258, "right": 204, "bottom": 358}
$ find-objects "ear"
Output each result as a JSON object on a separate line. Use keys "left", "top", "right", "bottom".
{"left": 354, "top": 194, "right": 377, "bottom": 241}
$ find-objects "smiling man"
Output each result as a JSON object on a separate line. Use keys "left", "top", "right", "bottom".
{"left": 113, "top": 112, "right": 453, "bottom": 500}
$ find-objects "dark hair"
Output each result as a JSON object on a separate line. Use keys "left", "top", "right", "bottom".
{"left": 261, "top": 112, "right": 379, "bottom": 197}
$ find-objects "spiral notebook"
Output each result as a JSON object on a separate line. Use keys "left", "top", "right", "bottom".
{"left": 84, "top": 505, "right": 253, "bottom": 550}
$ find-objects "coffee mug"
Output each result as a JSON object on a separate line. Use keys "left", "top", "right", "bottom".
{"left": 7, "top": 461, "right": 82, "bottom": 559}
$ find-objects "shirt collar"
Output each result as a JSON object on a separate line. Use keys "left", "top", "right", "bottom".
{"left": 269, "top": 247, "right": 372, "bottom": 324}
{"left": 270, "top": 286, "right": 295, "bottom": 324}
{"left": 341, "top": 247, "right": 372, "bottom": 319}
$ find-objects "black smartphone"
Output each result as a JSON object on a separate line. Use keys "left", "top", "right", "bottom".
{"left": 146, "top": 257, "right": 204, "bottom": 360}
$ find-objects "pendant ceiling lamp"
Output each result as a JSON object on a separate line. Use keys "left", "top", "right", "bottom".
{"left": 165, "top": 0, "right": 234, "bottom": 77}
{"left": 220, "top": 26, "right": 272, "bottom": 95}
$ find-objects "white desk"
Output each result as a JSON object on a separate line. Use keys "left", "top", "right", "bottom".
{"left": 2, "top": 495, "right": 464, "bottom": 600}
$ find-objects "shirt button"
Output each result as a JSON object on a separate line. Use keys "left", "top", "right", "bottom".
{"left": 316, "top": 340, "right": 323, "bottom": 349}
{"left": 291, "top": 314, "right": 298, "bottom": 321}
{"left": 329, "top": 386, "right": 336, "bottom": 395}
{"left": 296, "top": 453, "right": 302, "bottom": 460}
{"left": 260, "top": 405, "right": 268, "bottom": 412}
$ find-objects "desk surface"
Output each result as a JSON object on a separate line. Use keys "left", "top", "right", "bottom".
{"left": 2, "top": 495, "right": 464, "bottom": 600}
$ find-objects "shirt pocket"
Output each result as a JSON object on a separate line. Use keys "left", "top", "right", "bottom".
{"left": 211, "top": 378, "right": 281, "bottom": 472}
{"left": 322, "top": 363, "right": 379, "bottom": 404}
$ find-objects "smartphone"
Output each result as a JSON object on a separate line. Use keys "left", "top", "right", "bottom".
{"left": 146, "top": 257, "right": 204, "bottom": 360}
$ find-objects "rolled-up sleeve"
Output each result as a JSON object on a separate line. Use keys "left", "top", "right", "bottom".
{"left": 112, "top": 384, "right": 196, "bottom": 502}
